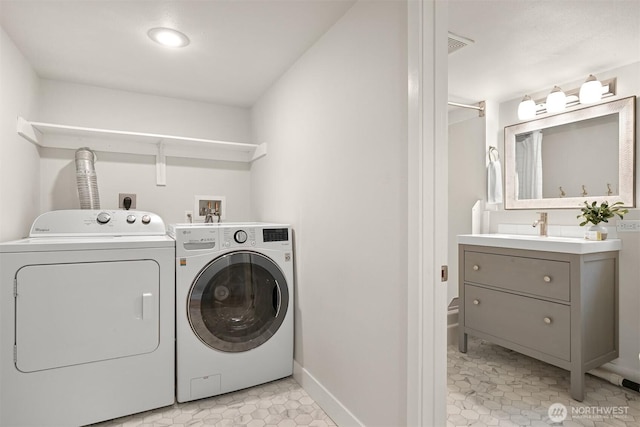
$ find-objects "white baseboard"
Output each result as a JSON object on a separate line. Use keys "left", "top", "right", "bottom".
{"left": 293, "top": 360, "right": 364, "bottom": 426}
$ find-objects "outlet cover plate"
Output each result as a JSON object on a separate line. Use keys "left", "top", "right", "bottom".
{"left": 616, "top": 219, "right": 640, "bottom": 232}
{"left": 118, "top": 193, "right": 137, "bottom": 209}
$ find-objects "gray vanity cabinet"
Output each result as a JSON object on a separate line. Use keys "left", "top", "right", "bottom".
{"left": 458, "top": 244, "right": 619, "bottom": 401}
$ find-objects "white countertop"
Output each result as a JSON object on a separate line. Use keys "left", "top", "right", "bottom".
{"left": 457, "top": 234, "right": 621, "bottom": 254}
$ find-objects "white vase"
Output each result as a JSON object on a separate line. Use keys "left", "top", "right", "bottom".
{"left": 588, "top": 224, "right": 608, "bottom": 240}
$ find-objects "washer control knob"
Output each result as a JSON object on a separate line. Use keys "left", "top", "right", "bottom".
{"left": 141, "top": 215, "right": 151, "bottom": 224}
{"left": 234, "top": 230, "right": 248, "bottom": 244}
{"left": 126, "top": 215, "right": 136, "bottom": 224}
{"left": 96, "top": 212, "right": 111, "bottom": 224}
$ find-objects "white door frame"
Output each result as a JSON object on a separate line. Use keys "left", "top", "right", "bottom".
{"left": 407, "top": 0, "right": 448, "bottom": 425}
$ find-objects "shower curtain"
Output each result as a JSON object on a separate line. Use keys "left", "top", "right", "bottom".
{"left": 515, "top": 130, "right": 543, "bottom": 199}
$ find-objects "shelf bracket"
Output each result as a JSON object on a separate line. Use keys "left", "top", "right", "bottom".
{"left": 17, "top": 116, "right": 40, "bottom": 145}
{"left": 251, "top": 143, "right": 268, "bottom": 162}
{"left": 156, "top": 140, "right": 166, "bottom": 186}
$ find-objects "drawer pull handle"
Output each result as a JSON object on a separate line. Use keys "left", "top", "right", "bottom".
{"left": 543, "top": 275, "right": 552, "bottom": 283}
{"left": 473, "top": 265, "right": 480, "bottom": 271}
{"left": 473, "top": 299, "right": 480, "bottom": 305}
{"left": 544, "top": 317, "right": 552, "bottom": 324}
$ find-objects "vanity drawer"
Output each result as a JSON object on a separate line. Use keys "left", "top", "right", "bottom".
{"left": 464, "top": 251, "right": 570, "bottom": 301}
{"left": 464, "top": 285, "right": 570, "bottom": 361}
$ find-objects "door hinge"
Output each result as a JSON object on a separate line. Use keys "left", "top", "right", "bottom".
{"left": 441, "top": 265, "right": 448, "bottom": 282}
{"left": 13, "top": 278, "right": 17, "bottom": 298}
{"left": 13, "top": 345, "right": 17, "bottom": 364}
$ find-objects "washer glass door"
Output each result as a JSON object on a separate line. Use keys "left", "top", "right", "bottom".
{"left": 188, "top": 251, "right": 289, "bottom": 352}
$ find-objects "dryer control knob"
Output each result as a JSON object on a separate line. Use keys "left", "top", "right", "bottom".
{"left": 234, "top": 230, "right": 248, "bottom": 244}
{"left": 141, "top": 215, "right": 151, "bottom": 224}
{"left": 96, "top": 212, "right": 111, "bottom": 224}
{"left": 126, "top": 215, "right": 136, "bottom": 224}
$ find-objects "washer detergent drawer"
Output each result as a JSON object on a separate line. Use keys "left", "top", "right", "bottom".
{"left": 15, "top": 260, "right": 160, "bottom": 372}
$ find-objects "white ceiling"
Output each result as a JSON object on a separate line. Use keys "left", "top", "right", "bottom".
{"left": 448, "top": 0, "right": 640, "bottom": 106}
{"left": 1, "top": 0, "right": 639, "bottom": 109}
{"left": 0, "top": 0, "right": 355, "bottom": 107}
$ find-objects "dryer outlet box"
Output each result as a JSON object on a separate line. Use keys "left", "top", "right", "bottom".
{"left": 194, "top": 195, "right": 226, "bottom": 222}
{"left": 119, "top": 193, "right": 137, "bottom": 210}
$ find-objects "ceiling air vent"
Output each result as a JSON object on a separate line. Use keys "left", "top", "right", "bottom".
{"left": 448, "top": 32, "right": 474, "bottom": 54}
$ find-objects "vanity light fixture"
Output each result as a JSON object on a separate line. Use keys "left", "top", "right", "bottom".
{"left": 516, "top": 77, "right": 616, "bottom": 119}
{"left": 147, "top": 27, "right": 190, "bottom": 48}
{"left": 545, "top": 86, "right": 567, "bottom": 113}
{"left": 579, "top": 74, "right": 603, "bottom": 104}
{"left": 517, "top": 95, "right": 536, "bottom": 120}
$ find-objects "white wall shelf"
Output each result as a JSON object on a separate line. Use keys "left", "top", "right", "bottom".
{"left": 17, "top": 116, "right": 267, "bottom": 186}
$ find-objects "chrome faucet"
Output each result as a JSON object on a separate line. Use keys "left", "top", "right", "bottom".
{"left": 532, "top": 212, "right": 548, "bottom": 237}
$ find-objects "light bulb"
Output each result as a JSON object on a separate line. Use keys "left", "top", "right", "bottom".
{"left": 148, "top": 27, "right": 190, "bottom": 48}
{"left": 579, "top": 74, "right": 602, "bottom": 104}
{"left": 546, "top": 86, "right": 566, "bottom": 113}
{"left": 517, "top": 95, "right": 536, "bottom": 120}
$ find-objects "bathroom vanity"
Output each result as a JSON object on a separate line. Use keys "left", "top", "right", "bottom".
{"left": 458, "top": 234, "right": 620, "bottom": 401}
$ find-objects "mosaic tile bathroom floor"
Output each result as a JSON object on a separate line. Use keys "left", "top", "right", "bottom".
{"left": 91, "top": 377, "right": 336, "bottom": 427}
{"left": 448, "top": 338, "right": 640, "bottom": 427}
{"left": 92, "top": 338, "right": 639, "bottom": 426}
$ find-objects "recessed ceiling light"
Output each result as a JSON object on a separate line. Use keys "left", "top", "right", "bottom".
{"left": 147, "top": 27, "right": 190, "bottom": 48}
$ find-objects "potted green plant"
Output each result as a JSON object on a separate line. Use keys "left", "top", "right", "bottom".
{"left": 577, "top": 201, "right": 628, "bottom": 240}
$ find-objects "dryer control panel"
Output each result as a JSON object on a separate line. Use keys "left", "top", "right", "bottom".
{"left": 29, "top": 210, "right": 166, "bottom": 237}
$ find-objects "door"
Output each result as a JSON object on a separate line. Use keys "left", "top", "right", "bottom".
{"left": 15, "top": 260, "right": 160, "bottom": 372}
{"left": 188, "top": 251, "right": 289, "bottom": 352}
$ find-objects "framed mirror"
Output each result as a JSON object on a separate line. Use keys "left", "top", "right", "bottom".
{"left": 504, "top": 96, "right": 636, "bottom": 209}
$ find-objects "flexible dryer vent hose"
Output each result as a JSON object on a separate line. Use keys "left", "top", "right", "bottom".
{"left": 589, "top": 368, "right": 640, "bottom": 393}
{"left": 75, "top": 147, "right": 100, "bottom": 209}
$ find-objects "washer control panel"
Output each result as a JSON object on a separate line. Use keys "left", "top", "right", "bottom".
{"left": 234, "top": 230, "right": 248, "bottom": 244}
{"left": 223, "top": 228, "right": 256, "bottom": 248}
{"left": 29, "top": 210, "right": 167, "bottom": 237}
{"left": 169, "top": 223, "right": 292, "bottom": 256}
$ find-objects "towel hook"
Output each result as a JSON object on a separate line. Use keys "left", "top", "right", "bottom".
{"left": 488, "top": 146, "right": 499, "bottom": 162}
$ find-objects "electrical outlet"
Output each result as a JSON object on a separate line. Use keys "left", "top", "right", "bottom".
{"left": 118, "top": 193, "right": 137, "bottom": 210}
{"left": 616, "top": 220, "right": 640, "bottom": 232}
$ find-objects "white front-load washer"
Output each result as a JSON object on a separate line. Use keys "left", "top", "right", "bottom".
{"left": 0, "top": 210, "right": 175, "bottom": 427}
{"left": 169, "top": 223, "right": 294, "bottom": 402}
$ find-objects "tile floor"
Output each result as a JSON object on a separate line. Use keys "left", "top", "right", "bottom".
{"left": 92, "top": 377, "right": 336, "bottom": 427}
{"left": 93, "top": 338, "right": 640, "bottom": 427}
{"left": 448, "top": 337, "right": 640, "bottom": 426}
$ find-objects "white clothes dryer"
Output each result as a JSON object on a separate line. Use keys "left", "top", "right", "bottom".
{"left": 0, "top": 210, "right": 175, "bottom": 427}
{"left": 169, "top": 223, "right": 294, "bottom": 402}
